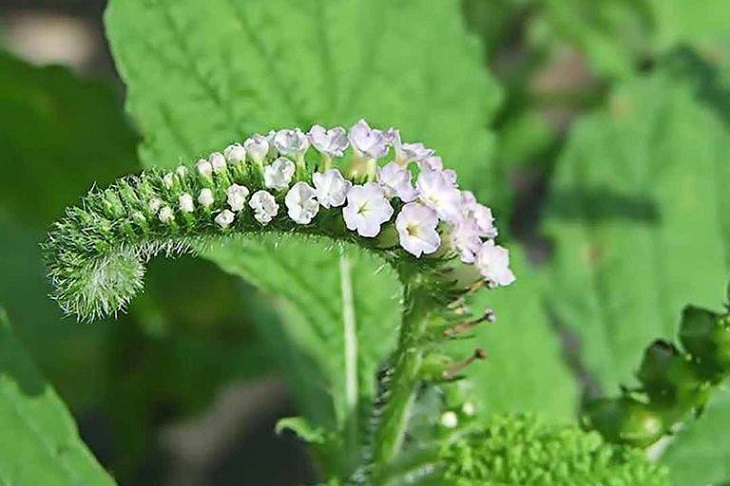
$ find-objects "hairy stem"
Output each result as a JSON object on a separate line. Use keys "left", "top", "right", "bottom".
{"left": 372, "top": 276, "right": 434, "bottom": 469}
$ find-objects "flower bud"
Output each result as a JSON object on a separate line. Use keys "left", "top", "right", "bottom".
{"left": 679, "top": 306, "right": 730, "bottom": 377}
{"left": 637, "top": 339, "right": 708, "bottom": 409}
{"left": 581, "top": 397, "right": 664, "bottom": 448}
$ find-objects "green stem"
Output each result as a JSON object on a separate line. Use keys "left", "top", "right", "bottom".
{"left": 372, "top": 277, "right": 434, "bottom": 470}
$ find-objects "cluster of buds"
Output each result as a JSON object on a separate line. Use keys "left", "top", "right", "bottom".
{"left": 161, "top": 119, "right": 514, "bottom": 288}
{"left": 582, "top": 304, "right": 730, "bottom": 448}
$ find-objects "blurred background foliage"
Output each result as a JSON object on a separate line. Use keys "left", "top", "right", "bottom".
{"left": 0, "top": 0, "right": 728, "bottom": 484}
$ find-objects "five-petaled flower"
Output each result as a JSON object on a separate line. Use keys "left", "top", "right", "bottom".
{"left": 274, "top": 128, "right": 310, "bottom": 157}
{"left": 342, "top": 183, "right": 394, "bottom": 237}
{"left": 348, "top": 119, "right": 388, "bottom": 159}
{"left": 224, "top": 143, "right": 246, "bottom": 163}
{"left": 309, "top": 125, "right": 349, "bottom": 157}
{"left": 377, "top": 162, "right": 418, "bottom": 202}
{"left": 396, "top": 202, "right": 441, "bottom": 257}
{"left": 476, "top": 240, "right": 516, "bottom": 287}
{"left": 312, "top": 169, "right": 352, "bottom": 208}
{"left": 244, "top": 134, "right": 270, "bottom": 165}
{"left": 226, "top": 184, "right": 250, "bottom": 212}
{"left": 389, "top": 129, "right": 434, "bottom": 166}
{"left": 214, "top": 209, "right": 235, "bottom": 228}
{"left": 249, "top": 190, "right": 279, "bottom": 225}
{"left": 285, "top": 182, "right": 320, "bottom": 224}
{"left": 416, "top": 169, "right": 463, "bottom": 222}
{"left": 264, "top": 157, "right": 296, "bottom": 190}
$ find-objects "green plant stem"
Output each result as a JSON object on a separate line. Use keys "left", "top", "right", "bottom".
{"left": 372, "top": 276, "right": 434, "bottom": 470}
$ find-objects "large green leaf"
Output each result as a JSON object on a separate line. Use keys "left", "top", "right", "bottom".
{"left": 0, "top": 50, "right": 139, "bottom": 409}
{"left": 104, "top": 0, "right": 503, "bottom": 450}
{"left": 464, "top": 248, "right": 579, "bottom": 420}
{"left": 543, "top": 67, "right": 730, "bottom": 392}
{"left": 536, "top": 0, "right": 730, "bottom": 79}
{"left": 0, "top": 51, "right": 138, "bottom": 228}
{"left": 0, "top": 309, "right": 114, "bottom": 485}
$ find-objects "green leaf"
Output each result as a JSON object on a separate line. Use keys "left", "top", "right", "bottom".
{"left": 0, "top": 50, "right": 140, "bottom": 409}
{"left": 461, "top": 248, "right": 578, "bottom": 420}
{"left": 647, "top": 0, "right": 730, "bottom": 53}
{"left": 536, "top": 0, "right": 730, "bottom": 80}
{"left": 0, "top": 50, "right": 139, "bottom": 228}
{"left": 104, "top": 0, "right": 502, "bottom": 467}
{"left": 661, "top": 391, "right": 730, "bottom": 486}
{"left": 543, "top": 67, "right": 730, "bottom": 392}
{"left": 0, "top": 308, "right": 115, "bottom": 485}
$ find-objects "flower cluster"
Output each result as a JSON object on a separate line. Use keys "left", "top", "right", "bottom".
{"left": 161, "top": 120, "right": 514, "bottom": 287}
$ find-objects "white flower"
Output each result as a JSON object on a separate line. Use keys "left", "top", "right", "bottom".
{"left": 312, "top": 169, "right": 352, "bottom": 208}
{"left": 179, "top": 194, "right": 195, "bottom": 213}
{"left": 224, "top": 143, "right": 246, "bottom": 163}
{"left": 476, "top": 240, "right": 515, "bottom": 287}
{"left": 462, "top": 402, "right": 476, "bottom": 416}
{"left": 388, "top": 129, "right": 433, "bottom": 165}
{"left": 285, "top": 182, "right": 320, "bottom": 224}
{"left": 308, "top": 125, "right": 348, "bottom": 157}
{"left": 416, "top": 169, "right": 463, "bottom": 222}
{"left": 196, "top": 159, "right": 213, "bottom": 178}
{"left": 421, "top": 156, "right": 458, "bottom": 185}
{"left": 264, "top": 157, "right": 296, "bottom": 190}
{"left": 440, "top": 411, "right": 458, "bottom": 429}
{"left": 158, "top": 206, "right": 174, "bottom": 224}
{"left": 348, "top": 119, "right": 388, "bottom": 159}
{"left": 461, "top": 191, "right": 498, "bottom": 238}
{"left": 176, "top": 165, "right": 188, "bottom": 178}
{"left": 244, "top": 134, "right": 270, "bottom": 164}
{"left": 163, "top": 173, "right": 174, "bottom": 189}
{"left": 420, "top": 156, "right": 444, "bottom": 171}
{"left": 209, "top": 152, "right": 227, "bottom": 173}
{"left": 377, "top": 162, "right": 417, "bottom": 202}
{"left": 226, "top": 184, "right": 250, "bottom": 211}
{"left": 450, "top": 220, "right": 482, "bottom": 263}
{"left": 395, "top": 202, "right": 441, "bottom": 257}
{"left": 198, "top": 188, "right": 214, "bottom": 208}
{"left": 273, "top": 128, "right": 310, "bottom": 157}
{"left": 148, "top": 198, "right": 163, "bottom": 213}
{"left": 249, "top": 190, "right": 279, "bottom": 225}
{"left": 214, "top": 209, "right": 235, "bottom": 228}
{"left": 342, "top": 183, "right": 394, "bottom": 237}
